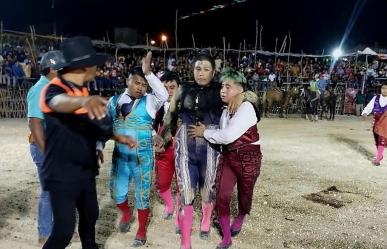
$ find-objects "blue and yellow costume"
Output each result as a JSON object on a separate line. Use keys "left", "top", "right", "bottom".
{"left": 107, "top": 71, "right": 168, "bottom": 245}
{"left": 108, "top": 95, "right": 154, "bottom": 209}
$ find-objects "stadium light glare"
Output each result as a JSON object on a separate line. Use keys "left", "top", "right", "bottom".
{"left": 332, "top": 48, "right": 343, "bottom": 59}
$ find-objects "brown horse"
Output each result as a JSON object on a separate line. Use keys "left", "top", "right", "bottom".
{"left": 320, "top": 86, "right": 337, "bottom": 120}
{"left": 262, "top": 85, "right": 301, "bottom": 118}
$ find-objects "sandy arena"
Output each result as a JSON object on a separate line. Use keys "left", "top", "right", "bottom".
{"left": 0, "top": 116, "right": 386, "bottom": 249}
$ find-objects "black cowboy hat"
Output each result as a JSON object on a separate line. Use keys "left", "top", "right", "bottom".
{"left": 57, "top": 36, "right": 108, "bottom": 70}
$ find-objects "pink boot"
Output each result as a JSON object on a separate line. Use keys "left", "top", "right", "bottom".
{"left": 373, "top": 145, "right": 384, "bottom": 166}
{"left": 216, "top": 215, "right": 232, "bottom": 249}
{"left": 159, "top": 188, "right": 174, "bottom": 219}
{"left": 200, "top": 202, "right": 213, "bottom": 240}
{"left": 230, "top": 214, "right": 245, "bottom": 237}
{"left": 175, "top": 193, "right": 181, "bottom": 234}
{"left": 178, "top": 205, "right": 193, "bottom": 249}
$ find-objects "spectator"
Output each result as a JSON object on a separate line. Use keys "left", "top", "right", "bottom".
{"left": 12, "top": 60, "right": 25, "bottom": 88}
{"left": 355, "top": 89, "right": 366, "bottom": 116}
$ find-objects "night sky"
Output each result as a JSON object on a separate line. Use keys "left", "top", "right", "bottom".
{"left": 1, "top": 0, "right": 386, "bottom": 53}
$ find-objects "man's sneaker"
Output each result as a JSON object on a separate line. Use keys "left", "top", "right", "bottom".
{"left": 131, "top": 238, "right": 146, "bottom": 247}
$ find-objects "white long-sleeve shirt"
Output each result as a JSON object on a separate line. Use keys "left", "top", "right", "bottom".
{"left": 362, "top": 95, "right": 387, "bottom": 116}
{"left": 117, "top": 72, "right": 168, "bottom": 119}
{"left": 203, "top": 102, "right": 259, "bottom": 145}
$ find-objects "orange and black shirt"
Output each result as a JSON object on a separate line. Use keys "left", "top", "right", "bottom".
{"left": 40, "top": 76, "right": 113, "bottom": 187}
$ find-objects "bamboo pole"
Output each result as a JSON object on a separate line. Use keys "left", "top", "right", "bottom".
{"left": 254, "top": 20, "right": 258, "bottom": 66}
{"left": 0, "top": 21, "right": 3, "bottom": 53}
{"left": 237, "top": 42, "right": 242, "bottom": 68}
{"left": 274, "top": 37, "right": 278, "bottom": 65}
{"left": 192, "top": 34, "right": 196, "bottom": 49}
{"left": 286, "top": 32, "right": 291, "bottom": 83}
{"left": 259, "top": 25, "right": 263, "bottom": 51}
{"left": 175, "top": 9, "right": 178, "bottom": 61}
{"left": 243, "top": 39, "right": 246, "bottom": 55}
{"left": 223, "top": 37, "right": 226, "bottom": 69}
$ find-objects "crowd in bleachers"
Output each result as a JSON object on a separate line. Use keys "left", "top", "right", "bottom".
{"left": 1, "top": 43, "right": 386, "bottom": 93}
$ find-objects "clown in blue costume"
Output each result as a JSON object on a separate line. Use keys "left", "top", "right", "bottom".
{"left": 107, "top": 52, "right": 168, "bottom": 247}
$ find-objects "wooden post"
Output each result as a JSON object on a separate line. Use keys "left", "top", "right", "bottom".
{"left": 300, "top": 50, "right": 304, "bottom": 79}
{"left": 279, "top": 35, "right": 287, "bottom": 54}
{"left": 237, "top": 42, "right": 242, "bottom": 68}
{"left": 105, "top": 30, "right": 110, "bottom": 43}
{"left": 192, "top": 34, "right": 196, "bottom": 49}
{"left": 146, "top": 33, "right": 149, "bottom": 49}
{"left": 259, "top": 25, "right": 263, "bottom": 50}
{"left": 0, "top": 21, "right": 3, "bottom": 53}
{"left": 286, "top": 32, "right": 291, "bottom": 83}
{"left": 354, "top": 52, "right": 358, "bottom": 73}
{"left": 274, "top": 37, "right": 278, "bottom": 65}
{"left": 362, "top": 55, "right": 368, "bottom": 94}
{"left": 254, "top": 20, "right": 258, "bottom": 66}
{"left": 223, "top": 37, "right": 226, "bottom": 69}
{"left": 175, "top": 9, "right": 178, "bottom": 61}
{"left": 29, "top": 25, "right": 37, "bottom": 68}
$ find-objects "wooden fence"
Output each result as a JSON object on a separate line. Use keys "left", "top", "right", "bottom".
{"left": 0, "top": 82, "right": 347, "bottom": 119}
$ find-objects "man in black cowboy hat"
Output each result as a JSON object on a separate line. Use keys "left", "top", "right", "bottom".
{"left": 40, "top": 36, "right": 137, "bottom": 249}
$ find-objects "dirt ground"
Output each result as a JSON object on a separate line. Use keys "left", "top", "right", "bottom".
{"left": 0, "top": 116, "right": 386, "bottom": 249}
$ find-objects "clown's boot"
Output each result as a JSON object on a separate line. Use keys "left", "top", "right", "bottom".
{"left": 230, "top": 213, "right": 245, "bottom": 237}
{"left": 175, "top": 193, "right": 181, "bottom": 234}
{"left": 372, "top": 145, "right": 384, "bottom": 166}
{"left": 132, "top": 209, "right": 150, "bottom": 247}
{"left": 200, "top": 202, "right": 213, "bottom": 240}
{"left": 116, "top": 200, "right": 133, "bottom": 233}
{"left": 216, "top": 215, "right": 232, "bottom": 249}
{"left": 159, "top": 188, "right": 174, "bottom": 219}
{"left": 178, "top": 205, "right": 193, "bottom": 249}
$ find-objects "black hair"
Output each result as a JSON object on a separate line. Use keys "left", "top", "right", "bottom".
{"left": 382, "top": 81, "right": 387, "bottom": 87}
{"left": 40, "top": 68, "right": 51, "bottom": 76}
{"left": 162, "top": 71, "right": 181, "bottom": 85}
{"left": 194, "top": 52, "right": 215, "bottom": 70}
{"left": 128, "top": 66, "right": 146, "bottom": 81}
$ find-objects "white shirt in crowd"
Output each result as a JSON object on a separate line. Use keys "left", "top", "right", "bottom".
{"left": 215, "top": 58, "right": 222, "bottom": 72}
{"left": 116, "top": 72, "right": 168, "bottom": 119}
{"left": 204, "top": 102, "right": 259, "bottom": 145}
{"left": 167, "top": 58, "right": 175, "bottom": 68}
{"left": 362, "top": 95, "right": 387, "bottom": 116}
{"left": 268, "top": 73, "right": 276, "bottom": 82}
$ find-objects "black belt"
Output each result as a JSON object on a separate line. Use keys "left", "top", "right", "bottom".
{"left": 219, "top": 143, "right": 260, "bottom": 153}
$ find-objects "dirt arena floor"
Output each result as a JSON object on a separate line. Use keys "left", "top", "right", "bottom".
{"left": 0, "top": 116, "right": 386, "bottom": 249}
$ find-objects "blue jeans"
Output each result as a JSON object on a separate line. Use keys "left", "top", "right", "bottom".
{"left": 30, "top": 144, "right": 52, "bottom": 238}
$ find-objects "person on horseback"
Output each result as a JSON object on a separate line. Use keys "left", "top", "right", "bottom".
{"left": 305, "top": 77, "right": 320, "bottom": 121}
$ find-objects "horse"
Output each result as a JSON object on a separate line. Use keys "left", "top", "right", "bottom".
{"left": 320, "top": 86, "right": 337, "bottom": 121}
{"left": 300, "top": 86, "right": 319, "bottom": 121}
{"left": 262, "top": 85, "right": 301, "bottom": 118}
